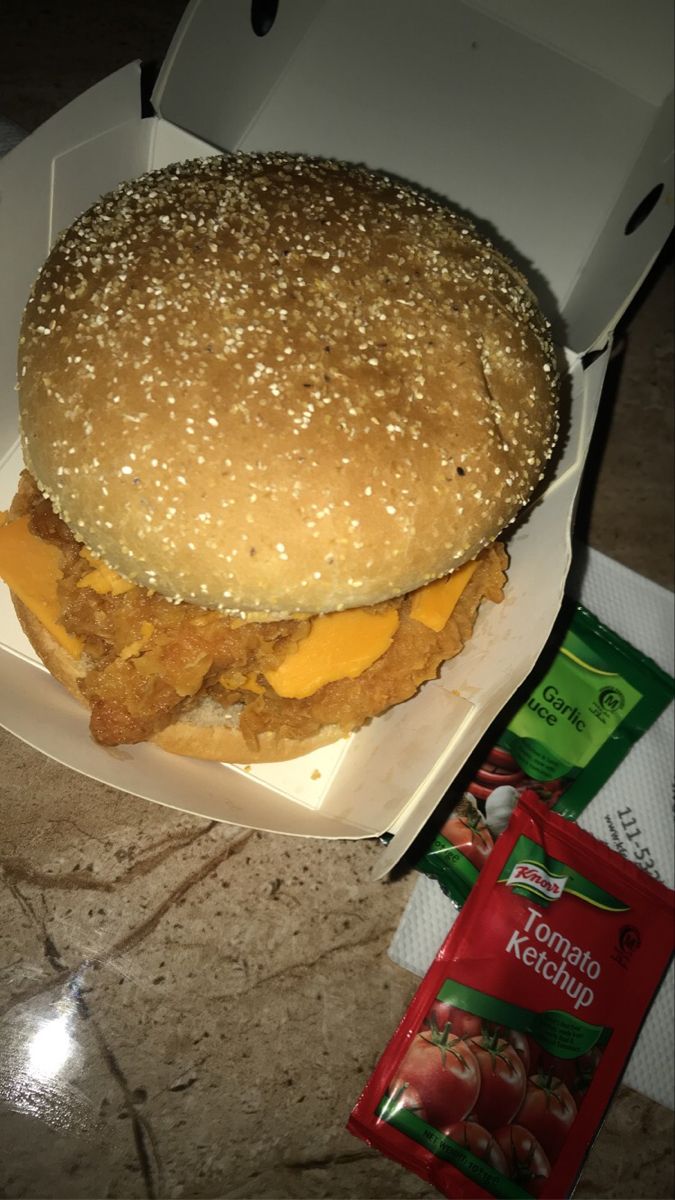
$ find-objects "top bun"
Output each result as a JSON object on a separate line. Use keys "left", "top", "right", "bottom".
{"left": 19, "top": 153, "right": 558, "bottom": 616}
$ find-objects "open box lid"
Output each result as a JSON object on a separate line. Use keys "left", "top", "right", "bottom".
{"left": 152, "top": 0, "right": 674, "bottom": 355}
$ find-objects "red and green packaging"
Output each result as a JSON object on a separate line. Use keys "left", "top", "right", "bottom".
{"left": 349, "top": 792, "right": 674, "bottom": 1199}
{"left": 415, "top": 604, "right": 674, "bottom": 906}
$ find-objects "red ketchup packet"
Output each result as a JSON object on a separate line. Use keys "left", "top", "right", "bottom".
{"left": 349, "top": 792, "right": 674, "bottom": 1199}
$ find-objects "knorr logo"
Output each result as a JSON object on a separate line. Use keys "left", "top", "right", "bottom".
{"left": 507, "top": 861, "right": 568, "bottom": 901}
{"left": 500, "top": 835, "right": 630, "bottom": 912}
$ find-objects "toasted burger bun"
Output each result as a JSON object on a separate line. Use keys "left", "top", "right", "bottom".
{"left": 11, "top": 153, "right": 556, "bottom": 762}
{"left": 13, "top": 596, "right": 343, "bottom": 762}
{"left": 19, "top": 152, "right": 558, "bottom": 619}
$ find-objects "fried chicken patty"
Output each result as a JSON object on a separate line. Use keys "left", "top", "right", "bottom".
{"left": 13, "top": 472, "right": 507, "bottom": 750}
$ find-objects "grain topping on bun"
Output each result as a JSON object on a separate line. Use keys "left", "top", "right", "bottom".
{"left": 1, "top": 153, "right": 559, "bottom": 761}
{"left": 19, "top": 153, "right": 557, "bottom": 617}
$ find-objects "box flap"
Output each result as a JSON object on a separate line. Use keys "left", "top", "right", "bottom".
{"left": 152, "top": 0, "right": 673, "bottom": 352}
{"left": 0, "top": 63, "right": 143, "bottom": 453}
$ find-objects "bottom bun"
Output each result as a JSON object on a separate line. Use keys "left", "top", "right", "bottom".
{"left": 12, "top": 596, "right": 345, "bottom": 764}
{"left": 152, "top": 710, "right": 344, "bottom": 763}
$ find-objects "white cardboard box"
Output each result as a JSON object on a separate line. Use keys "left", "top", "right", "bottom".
{"left": 0, "top": 0, "right": 672, "bottom": 857}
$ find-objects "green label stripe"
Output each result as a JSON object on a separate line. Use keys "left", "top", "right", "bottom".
{"left": 499, "top": 835, "right": 630, "bottom": 912}
{"left": 428, "top": 837, "right": 480, "bottom": 885}
{"left": 415, "top": 835, "right": 478, "bottom": 904}
{"left": 558, "top": 646, "right": 616, "bottom": 675}
{"left": 436, "top": 979, "right": 609, "bottom": 1059}
{"left": 377, "top": 1096, "right": 531, "bottom": 1199}
{"left": 563, "top": 608, "right": 669, "bottom": 682}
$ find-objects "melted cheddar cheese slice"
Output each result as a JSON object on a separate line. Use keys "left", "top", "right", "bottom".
{"left": 0, "top": 514, "right": 83, "bottom": 658}
{"left": 262, "top": 560, "right": 479, "bottom": 698}
{"left": 0, "top": 509, "right": 481, "bottom": 697}
{"left": 409, "top": 560, "right": 478, "bottom": 632}
{"left": 77, "top": 547, "right": 135, "bottom": 595}
{"left": 264, "top": 607, "right": 400, "bottom": 699}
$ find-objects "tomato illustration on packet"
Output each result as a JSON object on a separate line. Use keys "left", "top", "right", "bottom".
{"left": 382, "top": 991, "right": 590, "bottom": 1194}
{"left": 440, "top": 796, "right": 495, "bottom": 872}
{"left": 349, "top": 794, "right": 674, "bottom": 1199}
{"left": 391, "top": 1026, "right": 480, "bottom": 1128}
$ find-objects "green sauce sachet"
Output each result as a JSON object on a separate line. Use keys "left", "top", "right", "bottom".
{"left": 414, "top": 603, "right": 674, "bottom": 908}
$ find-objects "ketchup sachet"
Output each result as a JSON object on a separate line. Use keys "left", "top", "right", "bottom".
{"left": 349, "top": 792, "right": 674, "bottom": 1198}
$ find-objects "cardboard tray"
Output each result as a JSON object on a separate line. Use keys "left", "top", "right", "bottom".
{"left": 0, "top": 0, "right": 672, "bottom": 857}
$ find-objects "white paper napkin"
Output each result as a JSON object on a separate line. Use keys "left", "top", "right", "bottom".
{"left": 389, "top": 546, "right": 675, "bottom": 1110}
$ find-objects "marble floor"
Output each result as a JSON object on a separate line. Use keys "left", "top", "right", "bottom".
{"left": 0, "top": 4, "right": 673, "bottom": 1199}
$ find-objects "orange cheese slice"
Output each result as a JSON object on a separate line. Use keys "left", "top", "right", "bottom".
{"left": 0, "top": 506, "right": 481, "bottom": 693}
{"left": 0, "top": 515, "right": 83, "bottom": 658}
{"left": 77, "top": 547, "right": 135, "bottom": 595}
{"left": 409, "top": 561, "right": 479, "bottom": 632}
{"left": 264, "top": 607, "right": 400, "bottom": 699}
